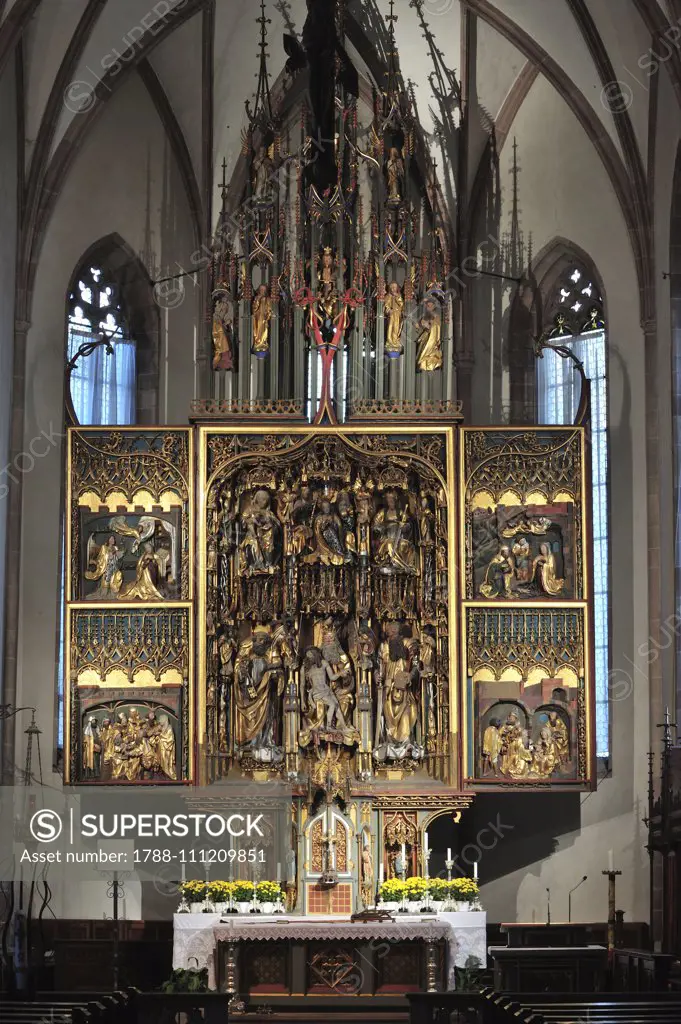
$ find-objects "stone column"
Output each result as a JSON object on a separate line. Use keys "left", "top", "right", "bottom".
{"left": 1, "top": 319, "right": 31, "bottom": 784}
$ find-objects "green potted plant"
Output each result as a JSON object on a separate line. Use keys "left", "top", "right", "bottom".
{"left": 159, "top": 958, "right": 209, "bottom": 993}
{"left": 454, "top": 955, "right": 484, "bottom": 991}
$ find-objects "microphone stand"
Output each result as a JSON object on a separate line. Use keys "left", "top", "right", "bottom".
{"left": 568, "top": 876, "right": 588, "bottom": 923}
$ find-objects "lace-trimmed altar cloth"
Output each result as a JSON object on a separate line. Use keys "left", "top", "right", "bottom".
{"left": 173, "top": 912, "right": 487, "bottom": 990}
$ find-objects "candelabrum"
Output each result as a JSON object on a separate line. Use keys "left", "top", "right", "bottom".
{"left": 422, "top": 848, "right": 432, "bottom": 913}
{"left": 445, "top": 857, "right": 454, "bottom": 882}
{"left": 602, "top": 867, "right": 622, "bottom": 959}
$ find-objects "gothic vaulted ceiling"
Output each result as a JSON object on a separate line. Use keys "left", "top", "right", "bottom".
{"left": 1, "top": 0, "right": 677, "bottom": 308}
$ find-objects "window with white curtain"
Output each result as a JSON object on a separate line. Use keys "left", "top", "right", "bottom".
{"left": 536, "top": 266, "right": 609, "bottom": 758}
{"left": 67, "top": 266, "right": 136, "bottom": 425}
{"left": 58, "top": 264, "right": 137, "bottom": 751}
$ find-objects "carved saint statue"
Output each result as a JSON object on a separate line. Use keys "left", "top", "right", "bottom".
{"left": 384, "top": 281, "right": 404, "bottom": 356}
{"left": 319, "top": 247, "right": 336, "bottom": 287}
{"left": 386, "top": 146, "right": 405, "bottom": 203}
{"left": 415, "top": 299, "right": 443, "bottom": 372}
{"left": 211, "top": 284, "right": 234, "bottom": 371}
{"left": 233, "top": 627, "right": 284, "bottom": 761}
{"left": 316, "top": 617, "right": 354, "bottom": 721}
{"left": 336, "top": 491, "right": 357, "bottom": 557}
{"left": 374, "top": 623, "right": 423, "bottom": 762}
{"left": 252, "top": 284, "right": 272, "bottom": 356}
{"left": 252, "top": 143, "right": 274, "bottom": 199}
{"left": 119, "top": 542, "right": 164, "bottom": 601}
{"left": 531, "top": 725, "right": 558, "bottom": 777}
{"left": 304, "top": 499, "right": 348, "bottom": 566}
{"left": 156, "top": 714, "right": 177, "bottom": 779}
{"left": 372, "top": 491, "right": 417, "bottom": 575}
{"left": 82, "top": 716, "right": 99, "bottom": 777}
{"left": 291, "top": 485, "right": 315, "bottom": 556}
{"left": 512, "top": 535, "right": 532, "bottom": 583}
{"left": 480, "top": 544, "right": 515, "bottom": 598}
{"left": 499, "top": 711, "right": 532, "bottom": 778}
{"left": 299, "top": 646, "right": 359, "bottom": 746}
{"left": 482, "top": 717, "right": 502, "bottom": 776}
{"left": 548, "top": 710, "right": 569, "bottom": 763}
{"left": 532, "top": 542, "right": 565, "bottom": 596}
{"left": 85, "top": 535, "right": 123, "bottom": 599}
{"left": 238, "top": 490, "right": 282, "bottom": 574}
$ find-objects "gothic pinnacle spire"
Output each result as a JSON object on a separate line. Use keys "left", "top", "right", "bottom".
{"left": 246, "top": 0, "right": 274, "bottom": 130}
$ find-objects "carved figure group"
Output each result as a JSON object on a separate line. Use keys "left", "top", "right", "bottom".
{"left": 84, "top": 516, "right": 176, "bottom": 601}
{"left": 482, "top": 707, "right": 569, "bottom": 779}
{"left": 82, "top": 707, "right": 176, "bottom": 782}
{"left": 481, "top": 535, "right": 565, "bottom": 598}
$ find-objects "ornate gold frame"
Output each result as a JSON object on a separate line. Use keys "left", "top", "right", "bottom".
{"left": 64, "top": 427, "right": 195, "bottom": 784}
{"left": 197, "top": 424, "right": 460, "bottom": 789}
{"left": 458, "top": 426, "right": 595, "bottom": 790}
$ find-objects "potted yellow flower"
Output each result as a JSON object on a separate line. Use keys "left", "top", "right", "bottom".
{"left": 232, "top": 879, "right": 255, "bottom": 913}
{"left": 256, "top": 881, "right": 283, "bottom": 914}
{"left": 208, "top": 879, "right": 234, "bottom": 913}
{"left": 404, "top": 876, "right": 429, "bottom": 912}
{"left": 378, "top": 877, "right": 405, "bottom": 910}
{"left": 429, "top": 878, "right": 449, "bottom": 906}
{"left": 450, "top": 877, "right": 480, "bottom": 910}
{"left": 179, "top": 880, "right": 207, "bottom": 913}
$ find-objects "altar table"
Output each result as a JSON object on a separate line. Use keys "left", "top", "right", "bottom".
{"left": 173, "top": 911, "right": 487, "bottom": 993}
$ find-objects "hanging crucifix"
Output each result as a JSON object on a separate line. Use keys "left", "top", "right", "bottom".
{"left": 296, "top": 283, "right": 362, "bottom": 425}
{"left": 283, "top": 0, "right": 359, "bottom": 191}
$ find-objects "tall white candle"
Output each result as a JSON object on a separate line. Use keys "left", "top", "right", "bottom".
{"left": 447, "top": 848, "right": 452, "bottom": 862}
{"left": 379, "top": 864, "right": 384, "bottom": 885}
{"left": 277, "top": 862, "right": 281, "bottom": 880}
{"left": 608, "top": 849, "right": 614, "bottom": 871}
{"left": 424, "top": 832, "right": 429, "bottom": 854}
{"left": 473, "top": 861, "right": 478, "bottom": 881}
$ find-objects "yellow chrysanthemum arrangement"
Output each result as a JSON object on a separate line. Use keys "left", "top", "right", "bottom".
{"left": 256, "top": 880, "right": 284, "bottom": 903}
{"left": 450, "top": 877, "right": 479, "bottom": 899}
{"left": 404, "top": 876, "right": 429, "bottom": 900}
{"left": 379, "top": 877, "right": 406, "bottom": 901}
{"left": 180, "top": 880, "right": 207, "bottom": 901}
{"left": 232, "top": 880, "right": 256, "bottom": 901}
{"left": 378, "top": 876, "right": 480, "bottom": 903}
{"left": 208, "top": 879, "right": 234, "bottom": 902}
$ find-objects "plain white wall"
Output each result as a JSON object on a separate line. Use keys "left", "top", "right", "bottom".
{"left": 15, "top": 71, "right": 197, "bottom": 791}
{"left": 470, "top": 71, "right": 651, "bottom": 924}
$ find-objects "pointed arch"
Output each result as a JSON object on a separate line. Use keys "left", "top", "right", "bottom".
{"left": 65, "top": 233, "right": 160, "bottom": 424}
{"left": 534, "top": 237, "right": 610, "bottom": 759}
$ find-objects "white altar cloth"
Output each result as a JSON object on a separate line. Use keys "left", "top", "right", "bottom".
{"left": 173, "top": 911, "right": 487, "bottom": 991}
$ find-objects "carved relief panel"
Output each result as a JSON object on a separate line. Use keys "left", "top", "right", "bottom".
{"left": 65, "top": 429, "right": 193, "bottom": 783}
{"left": 460, "top": 428, "right": 594, "bottom": 790}
{"left": 198, "top": 426, "right": 457, "bottom": 788}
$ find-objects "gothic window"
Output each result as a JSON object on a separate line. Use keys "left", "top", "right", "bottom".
{"left": 537, "top": 263, "right": 609, "bottom": 758}
{"left": 67, "top": 264, "right": 137, "bottom": 425}
{"left": 58, "top": 240, "right": 158, "bottom": 758}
